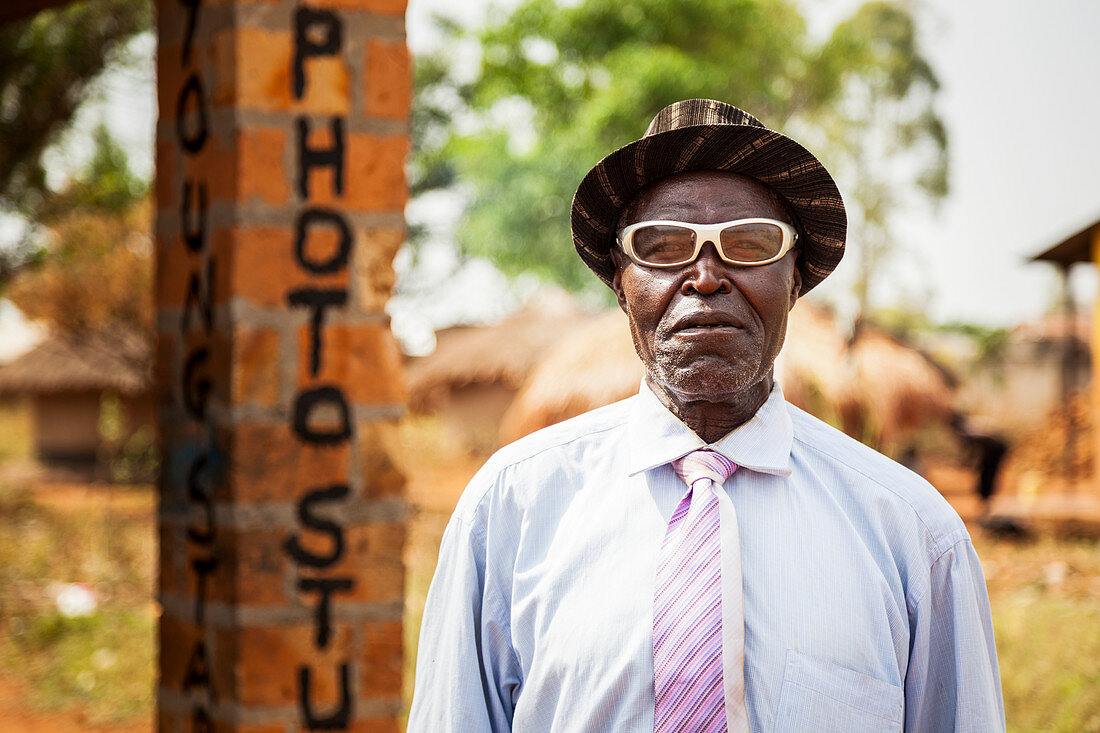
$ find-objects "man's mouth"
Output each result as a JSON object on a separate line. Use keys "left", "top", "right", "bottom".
{"left": 674, "top": 325, "right": 739, "bottom": 337}
{"left": 670, "top": 313, "right": 744, "bottom": 335}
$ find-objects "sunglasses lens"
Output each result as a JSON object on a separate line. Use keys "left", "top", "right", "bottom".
{"left": 631, "top": 224, "right": 696, "bottom": 265}
{"left": 719, "top": 222, "right": 786, "bottom": 262}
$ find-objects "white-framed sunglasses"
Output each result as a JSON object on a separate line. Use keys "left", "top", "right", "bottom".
{"left": 617, "top": 218, "right": 798, "bottom": 268}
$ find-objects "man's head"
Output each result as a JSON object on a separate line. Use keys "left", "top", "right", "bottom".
{"left": 571, "top": 99, "right": 844, "bottom": 425}
{"left": 610, "top": 170, "right": 801, "bottom": 403}
{"left": 571, "top": 99, "right": 846, "bottom": 295}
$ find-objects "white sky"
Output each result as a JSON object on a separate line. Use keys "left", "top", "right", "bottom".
{"left": 889, "top": 0, "right": 1100, "bottom": 325}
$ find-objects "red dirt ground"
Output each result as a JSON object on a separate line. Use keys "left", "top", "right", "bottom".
{"left": 0, "top": 675, "right": 150, "bottom": 733}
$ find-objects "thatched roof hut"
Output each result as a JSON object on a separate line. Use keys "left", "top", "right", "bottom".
{"left": 405, "top": 293, "right": 588, "bottom": 452}
{"left": 0, "top": 328, "right": 150, "bottom": 396}
{"left": 406, "top": 294, "right": 586, "bottom": 409}
{"left": 780, "top": 309, "right": 958, "bottom": 447}
{"left": 499, "top": 310, "right": 643, "bottom": 442}
{"left": 0, "top": 328, "right": 152, "bottom": 473}
{"left": 499, "top": 304, "right": 956, "bottom": 451}
{"left": 773, "top": 302, "right": 858, "bottom": 422}
{"left": 846, "top": 327, "right": 957, "bottom": 447}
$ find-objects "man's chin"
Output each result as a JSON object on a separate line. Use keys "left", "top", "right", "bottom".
{"left": 652, "top": 364, "right": 769, "bottom": 405}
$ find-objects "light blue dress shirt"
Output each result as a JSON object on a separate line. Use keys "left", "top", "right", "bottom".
{"left": 409, "top": 382, "right": 1005, "bottom": 732}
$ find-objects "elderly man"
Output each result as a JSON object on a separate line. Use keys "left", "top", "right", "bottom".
{"left": 409, "top": 100, "right": 1003, "bottom": 732}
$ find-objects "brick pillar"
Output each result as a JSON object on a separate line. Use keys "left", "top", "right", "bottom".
{"left": 154, "top": 0, "right": 409, "bottom": 730}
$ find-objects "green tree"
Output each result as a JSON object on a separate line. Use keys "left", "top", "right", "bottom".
{"left": 412, "top": 0, "right": 946, "bottom": 304}
{"left": 0, "top": 0, "right": 152, "bottom": 284}
{"left": 38, "top": 123, "right": 150, "bottom": 220}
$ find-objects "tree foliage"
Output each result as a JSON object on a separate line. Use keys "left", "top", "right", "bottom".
{"left": 0, "top": 0, "right": 151, "bottom": 284}
{"left": 0, "top": 0, "right": 151, "bottom": 213}
{"left": 39, "top": 124, "right": 150, "bottom": 220}
{"left": 6, "top": 200, "right": 152, "bottom": 338}
{"left": 413, "top": 0, "right": 947, "bottom": 302}
{"left": 6, "top": 127, "right": 151, "bottom": 338}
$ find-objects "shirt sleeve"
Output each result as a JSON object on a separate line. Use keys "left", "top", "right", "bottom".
{"left": 904, "top": 537, "right": 1005, "bottom": 732}
{"left": 407, "top": 511, "right": 521, "bottom": 732}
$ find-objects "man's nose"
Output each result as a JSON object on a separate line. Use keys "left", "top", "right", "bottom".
{"left": 681, "top": 241, "right": 733, "bottom": 295}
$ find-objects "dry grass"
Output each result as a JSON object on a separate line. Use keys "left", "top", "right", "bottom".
{"left": 0, "top": 481, "right": 156, "bottom": 728}
{"left": 973, "top": 530, "right": 1100, "bottom": 732}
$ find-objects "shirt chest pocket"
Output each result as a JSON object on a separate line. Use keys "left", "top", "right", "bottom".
{"left": 774, "top": 650, "right": 903, "bottom": 733}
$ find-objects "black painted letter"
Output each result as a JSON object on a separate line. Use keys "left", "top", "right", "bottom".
{"left": 181, "top": 180, "right": 208, "bottom": 252}
{"left": 175, "top": 74, "right": 208, "bottom": 154}
{"left": 295, "top": 208, "right": 352, "bottom": 274}
{"left": 292, "top": 386, "right": 352, "bottom": 445}
{"left": 298, "top": 576, "right": 354, "bottom": 648}
{"left": 293, "top": 7, "right": 343, "bottom": 100}
{"left": 287, "top": 288, "right": 348, "bottom": 376}
{"left": 296, "top": 117, "right": 345, "bottom": 198}
{"left": 181, "top": 256, "right": 215, "bottom": 334}
{"left": 283, "top": 484, "right": 350, "bottom": 568}
{"left": 181, "top": 347, "right": 212, "bottom": 421}
{"left": 185, "top": 454, "right": 216, "bottom": 544}
{"left": 298, "top": 663, "right": 352, "bottom": 729}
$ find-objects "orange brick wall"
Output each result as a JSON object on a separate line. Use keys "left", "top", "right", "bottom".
{"left": 154, "top": 0, "right": 409, "bottom": 729}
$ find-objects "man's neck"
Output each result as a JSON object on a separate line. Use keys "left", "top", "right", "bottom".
{"left": 647, "top": 373, "right": 773, "bottom": 444}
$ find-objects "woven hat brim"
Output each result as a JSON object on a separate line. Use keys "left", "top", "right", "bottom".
{"left": 571, "top": 124, "right": 846, "bottom": 293}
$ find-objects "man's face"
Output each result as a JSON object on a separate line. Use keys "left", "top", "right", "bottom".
{"left": 611, "top": 170, "right": 801, "bottom": 404}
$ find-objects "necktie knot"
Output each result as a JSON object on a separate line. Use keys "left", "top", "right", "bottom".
{"left": 672, "top": 449, "right": 737, "bottom": 488}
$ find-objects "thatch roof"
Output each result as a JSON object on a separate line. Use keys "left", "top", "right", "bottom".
{"left": 846, "top": 327, "right": 956, "bottom": 445}
{"left": 406, "top": 293, "right": 587, "bottom": 410}
{"left": 499, "top": 303, "right": 956, "bottom": 449}
{"left": 499, "top": 310, "right": 643, "bottom": 442}
{"left": 0, "top": 328, "right": 151, "bottom": 396}
{"left": 780, "top": 310, "right": 957, "bottom": 444}
{"left": 774, "top": 302, "right": 858, "bottom": 415}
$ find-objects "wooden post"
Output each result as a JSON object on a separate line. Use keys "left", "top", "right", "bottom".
{"left": 1059, "top": 263, "right": 1076, "bottom": 485}
{"left": 1093, "top": 230, "right": 1100, "bottom": 495}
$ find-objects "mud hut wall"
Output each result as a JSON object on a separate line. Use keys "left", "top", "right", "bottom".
{"left": 34, "top": 390, "right": 102, "bottom": 461}
{"left": 33, "top": 389, "right": 156, "bottom": 467}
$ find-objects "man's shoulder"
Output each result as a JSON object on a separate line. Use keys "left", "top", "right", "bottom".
{"left": 785, "top": 401, "right": 968, "bottom": 553}
{"left": 451, "top": 396, "right": 635, "bottom": 522}
{"left": 492, "top": 394, "right": 636, "bottom": 464}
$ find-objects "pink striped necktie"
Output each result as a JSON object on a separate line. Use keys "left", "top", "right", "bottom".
{"left": 654, "top": 449, "right": 747, "bottom": 733}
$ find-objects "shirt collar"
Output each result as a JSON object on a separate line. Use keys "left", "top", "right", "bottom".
{"left": 625, "top": 378, "right": 793, "bottom": 477}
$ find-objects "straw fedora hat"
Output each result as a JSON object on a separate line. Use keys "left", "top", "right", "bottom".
{"left": 571, "top": 98, "right": 846, "bottom": 293}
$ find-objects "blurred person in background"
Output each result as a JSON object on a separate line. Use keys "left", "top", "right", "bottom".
{"left": 953, "top": 412, "right": 1010, "bottom": 522}
{"left": 410, "top": 100, "right": 1004, "bottom": 732}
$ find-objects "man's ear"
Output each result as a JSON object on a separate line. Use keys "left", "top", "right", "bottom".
{"left": 609, "top": 248, "right": 629, "bottom": 313}
{"left": 788, "top": 261, "right": 802, "bottom": 310}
